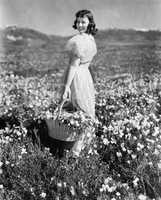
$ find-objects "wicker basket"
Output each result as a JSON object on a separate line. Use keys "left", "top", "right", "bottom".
{"left": 45, "top": 99, "right": 78, "bottom": 142}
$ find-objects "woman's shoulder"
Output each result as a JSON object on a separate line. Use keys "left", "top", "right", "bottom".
{"left": 65, "top": 33, "right": 97, "bottom": 56}
{"left": 65, "top": 34, "right": 83, "bottom": 52}
{"left": 69, "top": 34, "right": 96, "bottom": 47}
{"left": 67, "top": 34, "right": 81, "bottom": 43}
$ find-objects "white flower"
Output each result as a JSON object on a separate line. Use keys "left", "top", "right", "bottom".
{"left": 5, "top": 136, "right": 10, "bottom": 141}
{"left": 10, "top": 74, "right": 14, "bottom": 79}
{"left": 21, "top": 148, "right": 27, "bottom": 154}
{"left": 40, "top": 192, "right": 46, "bottom": 198}
{"left": 5, "top": 127, "right": 9, "bottom": 132}
{"left": 51, "top": 177, "right": 54, "bottom": 182}
{"left": 111, "top": 138, "right": 116, "bottom": 144}
{"left": 131, "top": 154, "right": 137, "bottom": 159}
{"left": 88, "top": 148, "right": 93, "bottom": 154}
{"left": 5, "top": 161, "right": 10, "bottom": 165}
{"left": 103, "top": 125, "right": 108, "bottom": 132}
{"left": 103, "top": 138, "right": 109, "bottom": 145}
{"left": 158, "top": 162, "right": 161, "bottom": 169}
{"left": 101, "top": 184, "right": 106, "bottom": 191}
{"left": 108, "top": 124, "right": 113, "bottom": 131}
{"left": 119, "top": 130, "right": 124, "bottom": 138}
{"left": 154, "top": 149, "right": 159, "bottom": 155}
{"left": 150, "top": 113, "right": 157, "bottom": 120}
{"left": 127, "top": 150, "right": 132, "bottom": 154}
{"left": 22, "top": 127, "right": 27, "bottom": 135}
{"left": 133, "top": 177, "right": 139, "bottom": 187}
{"left": 70, "top": 119, "right": 74, "bottom": 125}
{"left": 146, "top": 138, "right": 155, "bottom": 144}
{"left": 152, "top": 127, "right": 159, "bottom": 136}
{"left": 133, "top": 136, "right": 137, "bottom": 140}
{"left": 0, "top": 161, "right": 3, "bottom": 167}
{"left": 121, "top": 143, "right": 126, "bottom": 151}
{"left": 18, "top": 155, "right": 22, "bottom": 159}
{"left": 107, "top": 185, "right": 117, "bottom": 193}
{"left": 138, "top": 194, "right": 147, "bottom": 200}
{"left": 75, "top": 121, "right": 79, "bottom": 127}
{"left": 63, "top": 182, "right": 67, "bottom": 187}
{"left": 44, "top": 147, "right": 50, "bottom": 152}
{"left": 55, "top": 196, "right": 60, "bottom": 200}
{"left": 137, "top": 143, "right": 144, "bottom": 151}
{"left": 122, "top": 183, "right": 129, "bottom": 189}
{"left": 16, "top": 131, "right": 22, "bottom": 136}
{"left": 143, "top": 129, "right": 150, "bottom": 136}
{"left": 116, "top": 192, "right": 121, "bottom": 196}
{"left": 104, "top": 177, "right": 112, "bottom": 185}
{"left": 81, "top": 114, "right": 85, "bottom": 122}
{"left": 116, "top": 152, "right": 122, "bottom": 157}
{"left": 127, "top": 160, "right": 130, "bottom": 164}
{"left": 86, "top": 132, "right": 92, "bottom": 138}
{"left": 0, "top": 184, "right": 3, "bottom": 189}
{"left": 57, "top": 182, "right": 62, "bottom": 187}
{"left": 70, "top": 186, "right": 75, "bottom": 196}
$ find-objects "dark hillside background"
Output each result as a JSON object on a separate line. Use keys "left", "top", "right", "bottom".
{"left": 0, "top": 26, "right": 161, "bottom": 78}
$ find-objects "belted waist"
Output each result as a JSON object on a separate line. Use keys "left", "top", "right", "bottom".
{"left": 80, "top": 60, "right": 91, "bottom": 65}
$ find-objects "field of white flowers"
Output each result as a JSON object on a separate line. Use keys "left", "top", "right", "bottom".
{"left": 0, "top": 69, "right": 161, "bottom": 200}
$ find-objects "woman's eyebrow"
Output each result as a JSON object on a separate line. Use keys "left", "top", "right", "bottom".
{"left": 77, "top": 20, "right": 86, "bottom": 22}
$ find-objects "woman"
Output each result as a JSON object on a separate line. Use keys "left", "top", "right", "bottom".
{"left": 62, "top": 9, "right": 98, "bottom": 120}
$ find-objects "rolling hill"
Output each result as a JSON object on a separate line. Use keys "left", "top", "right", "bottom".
{"left": 0, "top": 26, "right": 161, "bottom": 77}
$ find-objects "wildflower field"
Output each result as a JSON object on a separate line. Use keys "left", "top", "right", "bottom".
{"left": 1, "top": 28, "right": 161, "bottom": 200}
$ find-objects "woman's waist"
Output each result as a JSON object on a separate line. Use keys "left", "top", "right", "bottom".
{"left": 80, "top": 60, "right": 91, "bottom": 65}
{"left": 78, "top": 62, "right": 90, "bottom": 69}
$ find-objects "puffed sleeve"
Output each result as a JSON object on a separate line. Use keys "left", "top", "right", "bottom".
{"left": 65, "top": 35, "right": 83, "bottom": 59}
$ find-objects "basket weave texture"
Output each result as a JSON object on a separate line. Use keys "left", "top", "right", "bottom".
{"left": 45, "top": 99, "right": 80, "bottom": 142}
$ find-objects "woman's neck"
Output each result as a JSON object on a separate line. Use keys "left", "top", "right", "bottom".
{"left": 79, "top": 32, "right": 86, "bottom": 35}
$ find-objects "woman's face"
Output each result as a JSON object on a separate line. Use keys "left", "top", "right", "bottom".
{"left": 76, "top": 16, "right": 89, "bottom": 34}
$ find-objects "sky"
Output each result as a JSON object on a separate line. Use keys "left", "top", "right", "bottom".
{"left": 0, "top": 0, "right": 161, "bottom": 36}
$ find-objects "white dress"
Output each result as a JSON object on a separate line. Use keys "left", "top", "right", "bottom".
{"left": 64, "top": 33, "right": 97, "bottom": 120}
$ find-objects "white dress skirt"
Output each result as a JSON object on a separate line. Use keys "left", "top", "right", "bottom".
{"left": 63, "top": 33, "right": 97, "bottom": 120}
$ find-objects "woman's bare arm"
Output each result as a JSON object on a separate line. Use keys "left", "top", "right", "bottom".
{"left": 65, "top": 55, "right": 81, "bottom": 88}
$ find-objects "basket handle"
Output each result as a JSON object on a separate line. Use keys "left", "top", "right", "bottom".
{"left": 56, "top": 98, "right": 70, "bottom": 119}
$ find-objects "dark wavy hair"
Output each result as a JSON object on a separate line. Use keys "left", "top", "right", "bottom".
{"left": 72, "top": 10, "right": 98, "bottom": 36}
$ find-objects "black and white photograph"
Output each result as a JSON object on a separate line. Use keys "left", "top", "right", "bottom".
{"left": 0, "top": 0, "right": 161, "bottom": 199}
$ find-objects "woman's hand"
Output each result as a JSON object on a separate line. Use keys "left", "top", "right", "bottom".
{"left": 62, "top": 85, "right": 71, "bottom": 100}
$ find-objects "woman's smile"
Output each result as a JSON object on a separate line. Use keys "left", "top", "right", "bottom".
{"left": 76, "top": 16, "right": 89, "bottom": 33}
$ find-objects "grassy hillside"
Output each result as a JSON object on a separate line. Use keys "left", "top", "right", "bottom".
{"left": 0, "top": 26, "right": 161, "bottom": 78}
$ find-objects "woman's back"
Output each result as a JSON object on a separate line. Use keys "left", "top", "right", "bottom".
{"left": 65, "top": 33, "right": 97, "bottom": 64}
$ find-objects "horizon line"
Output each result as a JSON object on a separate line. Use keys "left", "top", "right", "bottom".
{"left": 1, "top": 25, "right": 161, "bottom": 37}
